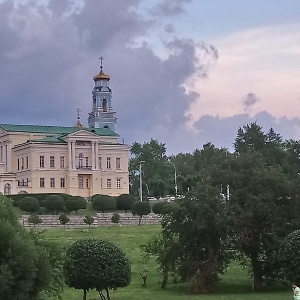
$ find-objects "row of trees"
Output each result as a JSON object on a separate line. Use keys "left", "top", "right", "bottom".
{"left": 141, "top": 123, "right": 300, "bottom": 293}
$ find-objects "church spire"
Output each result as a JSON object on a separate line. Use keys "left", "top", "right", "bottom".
{"left": 88, "top": 58, "right": 117, "bottom": 131}
{"left": 75, "top": 108, "right": 83, "bottom": 129}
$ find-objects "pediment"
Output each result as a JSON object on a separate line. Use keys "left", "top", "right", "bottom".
{"left": 63, "top": 129, "right": 100, "bottom": 141}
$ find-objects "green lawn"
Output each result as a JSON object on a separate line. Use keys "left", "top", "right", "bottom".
{"left": 44, "top": 225, "right": 291, "bottom": 300}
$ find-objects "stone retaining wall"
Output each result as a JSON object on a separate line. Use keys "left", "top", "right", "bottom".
{"left": 18, "top": 213, "right": 161, "bottom": 228}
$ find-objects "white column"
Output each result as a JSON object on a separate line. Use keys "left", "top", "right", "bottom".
{"left": 68, "top": 142, "right": 72, "bottom": 170}
{"left": 95, "top": 142, "right": 99, "bottom": 169}
{"left": 91, "top": 142, "right": 95, "bottom": 170}
{"left": 71, "top": 142, "right": 76, "bottom": 169}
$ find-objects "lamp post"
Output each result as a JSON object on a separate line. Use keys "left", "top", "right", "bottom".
{"left": 139, "top": 160, "right": 145, "bottom": 202}
{"left": 169, "top": 160, "right": 178, "bottom": 198}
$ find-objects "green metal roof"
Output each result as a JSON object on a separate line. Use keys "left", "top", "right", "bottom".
{"left": 0, "top": 124, "right": 119, "bottom": 137}
{"left": 29, "top": 135, "right": 66, "bottom": 144}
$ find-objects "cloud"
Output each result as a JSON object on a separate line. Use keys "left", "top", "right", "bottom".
{"left": 192, "top": 111, "right": 300, "bottom": 151}
{"left": 243, "top": 92, "right": 260, "bottom": 112}
{"left": 0, "top": 0, "right": 214, "bottom": 154}
{"left": 152, "top": 0, "right": 192, "bottom": 16}
{"left": 188, "top": 24, "right": 300, "bottom": 122}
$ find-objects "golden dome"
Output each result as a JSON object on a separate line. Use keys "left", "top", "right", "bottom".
{"left": 93, "top": 69, "right": 110, "bottom": 81}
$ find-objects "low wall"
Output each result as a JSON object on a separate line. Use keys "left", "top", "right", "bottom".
{"left": 18, "top": 213, "right": 161, "bottom": 228}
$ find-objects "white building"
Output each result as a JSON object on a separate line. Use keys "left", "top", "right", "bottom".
{"left": 0, "top": 61, "right": 129, "bottom": 197}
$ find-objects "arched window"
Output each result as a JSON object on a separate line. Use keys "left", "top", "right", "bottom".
{"left": 4, "top": 183, "right": 11, "bottom": 195}
{"left": 102, "top": 99, "right": 107, "bottom": 112}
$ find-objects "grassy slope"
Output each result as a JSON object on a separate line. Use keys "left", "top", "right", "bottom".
{"left": 44, "top": 225, "right": 291, "bottom": 300}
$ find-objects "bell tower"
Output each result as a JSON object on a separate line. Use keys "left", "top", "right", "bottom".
{"left": 88, "top": 57, "right": 117, "bottom": 131}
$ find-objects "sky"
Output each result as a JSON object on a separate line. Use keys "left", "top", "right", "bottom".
{"left": 0, "top": 0, "right": 300, "bottom": 154}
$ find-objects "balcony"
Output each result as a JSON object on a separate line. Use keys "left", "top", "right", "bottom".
{"left": 18, "top": 181, "right": 29, "bottom": 187}
{"left": 76, "top": 166, "right": 92, "bottom": 170}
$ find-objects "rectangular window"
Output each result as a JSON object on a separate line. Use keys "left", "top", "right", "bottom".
{"left": 86, "top": 178, "right": 89, "bottom": 188}
{"left": 17, "top": 158, "right": 20, "bottom": 170}
{"left": 60, "top": 156, "right": 65, "bottom": 168}
{"left": 40, "top": 178, "right": 45, "bottom": 188}
{"left": 116, "top": 178, "right": 121, "bottom": 188}
{"left": 26, "top": 156, "right": 28, "bottom": 169}
{"left": 98, "top": 157, "right": 102, "bottom": 169}
{"left": 50, "top": 156, "right": 55, "bottom": 168}
{"left": 85, "top": 157, "right": 89, "bottom": 167}
{"left": 107, "top": 178, "right": 112, "bottom": 188}
{"left": 40, "top": 156, "right": 45, "bottom": 168}
{"left": 50, "top": 178, "right": 55, "bottom": 188}
{"left": 106, "top": 157, "right": 111, "bottom": 169}
{"left": 79, "top": 177, "right": 84, "bottom": 188}
{"left": 116, "top": 157, "right": 121, "bottom": 169}
{"left": 0, "top": 146, "right": 3, "bottom": 161}
{"left": 60, "top": 178, "right": 65, "bottom": 188}
{"left": 21, "top": 157, "right": 24, "bottom": 169}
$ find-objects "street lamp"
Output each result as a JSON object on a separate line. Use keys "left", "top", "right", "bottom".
{"left": 168, "top": 160, "right": 178, "bottom": 198}
{"left": 139, "top": 160, "right": 145, "bottom": 202}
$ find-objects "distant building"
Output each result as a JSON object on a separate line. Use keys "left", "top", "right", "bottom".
{"left": 0, "top": 60, "right": 129, "bottom": 197}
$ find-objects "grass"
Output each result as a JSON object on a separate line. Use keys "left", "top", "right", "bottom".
{"left": 43, "top": 225, "right": 292, "bottom": 300}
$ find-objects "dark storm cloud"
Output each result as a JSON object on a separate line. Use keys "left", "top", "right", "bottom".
{"left": 153, "top": 0, "right": 192, "bottom": 16}
{"left": 0, "top": 0, "right": 215, "bottom": 154}
{"left": 192, "top": 111, "right": 300, "bottom": 152}
{"left": 243, "top": 92, "right": 260, "bottom": 111}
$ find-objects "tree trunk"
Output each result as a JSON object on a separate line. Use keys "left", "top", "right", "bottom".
{"left": 83, "top": 289, "right": 87, "bottom": 300}
{"left": 251, "top": 255, "right": 263, "bottom": 291}
{"left": 139, "top": 216, "right": 142, "bottom": 225}
{"left": 105, "top": 288, "right": 110, "bottom": 300}
{"left": 161, "top": 265, "right": 168, "bottom": 289}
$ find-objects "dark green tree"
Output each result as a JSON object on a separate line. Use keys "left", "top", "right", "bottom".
{"left": 224, "top": 152, "right": 300, "bottom": 290}
{"left": 44, "top": 195, "right": 65, "bottom": 214}
{"left": 116, "top": 194, "right": 135, "bottom": 212}
{"left": 28, "top": 213, "right": 43, "bottom": 226}
{"left": 0, "top": 195, "right": 55, "bottom": 299}
{"left": 111, "top": 212, "right": 121, "bottom": 224}
{"left": 65, "top": 196, "right": 87, "bottom": 213}
{"left": 83, "top": 215, "right": 94, "bottom": 228}
{"left": 19, "top": 196, "right": 39, "bottom": 213}
{"left": 92, "top": 195, "right": 116, "bottom": 212}
{"left": 132, "top": 201, "right": 151, "bottom": 225}
{"left": 278, "top": 230, "right": 300, "bottom": 284}
{"left": 63, "top": 238, "right": 131, "bottom": 300}
{"left": 59, "top": 213, "right": 70, "bottom": 228}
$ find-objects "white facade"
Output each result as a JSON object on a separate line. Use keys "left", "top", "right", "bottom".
{"left": 0, "top": 63, "right": 129, "bottom": 197}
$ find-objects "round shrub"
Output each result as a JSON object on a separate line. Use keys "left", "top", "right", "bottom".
{"left": 92, "top": 195, "right": 116, "bottom": 212}
{"left": 278, "top": 230, "right": 300, "bottom": 283}
{"left": 116, "top": 194, "right": 135, "bottom": 212}
{"left": 65, "top": 196, "right": 87, "bottom": 213}
{"left": 19, "top": 197, "right": 39, "bottom": 213}
{"left": 44, "top": 195, "right": 65, "bottom": 214}
{"left": 132, "top": 201, "right": 151, "bottom": 225}
{"left": 111, "top": 212, "right": 121, "bottom": 224}
{"left": 63, "top": 239, "right": 131, "bottom": 298}
{"left": 152, "top": 202, "right": 168, "bottom": 214}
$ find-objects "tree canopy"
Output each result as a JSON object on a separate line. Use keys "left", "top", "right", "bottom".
{"left": 63, "top": 238, "right": 131, "bottom": 300}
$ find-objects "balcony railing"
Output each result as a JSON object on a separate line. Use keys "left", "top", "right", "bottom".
{"left": 76, "top": 166, "right": 92, "bottom": 170}
{"left": 18, "top": 181, "right": 29, "bottom": 187}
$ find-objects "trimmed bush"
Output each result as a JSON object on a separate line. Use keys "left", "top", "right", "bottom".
{"left": 28, "top": 214, "right": 42, "bottom": 226}
{"left": 132, "top": 201, "right": 151, "bottom": 225}
{"left": 83, "top": 215, "right": 94, "bottom": 228}
{"left": 152, "top": 202, "right": 168, "bottom": 214}
{"left": 111, "top": 212, "right": 121, "bottom": 224}
{"left": 44, "top": 195, "right": 65, "bottom": 214}
{"left": 19, "top": 197, "right": 39, "bottom": 213}
{"left": 116, "top": 194, "right": 135, "bottom": 212}
{"left": 65, "top": 196, "right": 87, "bottom": 213}
{"left": 92, "top": 195, "right": 116, "bottom": 212}
{"left": 59, "top": 213, "right": 70, "bottom": 227}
